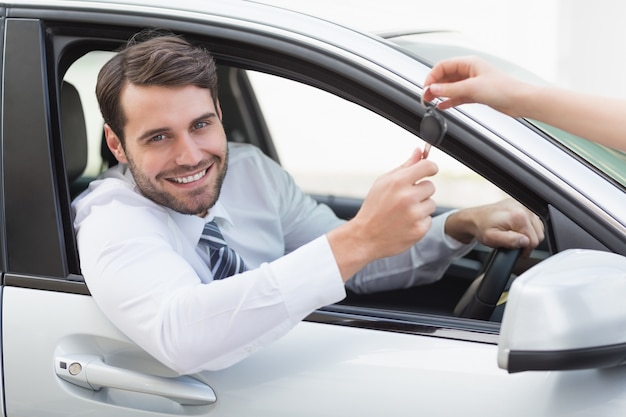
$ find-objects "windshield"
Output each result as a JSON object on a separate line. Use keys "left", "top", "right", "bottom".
{"left": 530, "top": 121, "right": 626, "bottom": 186}
{"left": 387, "top": 32, "right": 626, "bottom": 188}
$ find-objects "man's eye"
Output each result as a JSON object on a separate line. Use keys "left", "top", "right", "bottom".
{"left": 193, "top": 121, "right": 208, "bottom": 130}
{"left": 150, "top": 134, "right": 166, "bottom": 143}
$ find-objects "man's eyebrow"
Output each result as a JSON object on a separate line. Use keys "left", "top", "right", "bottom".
{"left": 192, "top": 112, "right": 219, "bottom": 124}
{"left": 137, "top": 127, "right": 170, "bottom": 142}
{"left": 135, "top": 113, "right": 219, "bottom": 142}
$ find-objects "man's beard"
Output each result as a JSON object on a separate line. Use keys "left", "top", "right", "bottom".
{"left": 126, "top": 148, "right": 229, "bottom": 216}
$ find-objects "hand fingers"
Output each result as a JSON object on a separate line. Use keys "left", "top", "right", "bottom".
{"left": 533, "top": 215, "right": 545, "bottom": 241}
{"left": 423, "top": 56, "right": 494, "bottom": 107}
{"left": 404, "top": 159, "right": 439, "bottom": 186}
{"left": 426, "top": 79, "right": 481, "bottom": 107}
{"left": 401, "top": 147, "right": 424, "bottom": 167}
{"left": 436, "top": 97, "right": 470, "bottom": 111}
{"left": 396, "top": 148, "right": 439, "bottom": 185}
{"left": 520, "top": 214, "right": 545, "bottom": 257}
{"left": 423, "top": 56, "right": 475, "bottom": 87}
{"left": 422, "top": 85, "right": 467, "bottom": 110}
{"left": 481, "top": 213, "right": 545, "bottom": 257}
{"left": 511, "top": 210, "right": 544, "bottom": 257}
{"left": 411, "top": 180, "right": 437, "bottom": 205}
{"left": 481, "top": 229, "right": 525, "bottom": 249}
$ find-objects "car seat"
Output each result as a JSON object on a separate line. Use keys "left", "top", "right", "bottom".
{"left": 60, "top": 81, "right": 89, "bottom": 198}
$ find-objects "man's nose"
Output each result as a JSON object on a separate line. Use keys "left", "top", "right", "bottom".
{"left": 174, "top": 133, "right": 203, "bottom": 166}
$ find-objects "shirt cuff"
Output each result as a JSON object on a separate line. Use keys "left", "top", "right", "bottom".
{"left": 436, "top": 209, "right": 476, "bottom": 249}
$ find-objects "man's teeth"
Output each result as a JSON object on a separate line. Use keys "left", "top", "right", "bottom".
{"left": 172, "top": 169, "right": 207, "bottom": 184}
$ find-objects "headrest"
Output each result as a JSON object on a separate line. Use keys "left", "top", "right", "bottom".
{"left": 61, "top": 81, "right": 88, "bottom": 181}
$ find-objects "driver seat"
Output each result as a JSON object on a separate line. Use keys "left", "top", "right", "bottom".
{"left": 61, "top": 81, "right": 89, "bottom": 198}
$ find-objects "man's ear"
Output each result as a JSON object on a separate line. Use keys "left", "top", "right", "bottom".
{"left": 104, "top": 124, "right": 128, "bottom": 164}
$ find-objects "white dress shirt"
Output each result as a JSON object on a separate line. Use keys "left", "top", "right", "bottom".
{"left": 72, "top": 143, "right": 474, "bottom": 373}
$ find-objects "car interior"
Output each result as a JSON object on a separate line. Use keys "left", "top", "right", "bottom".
{"left": 60, "top": 46, "right": 551, "bottom": 329}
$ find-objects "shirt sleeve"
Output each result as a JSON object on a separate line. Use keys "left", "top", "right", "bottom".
{"left": 232, "top": 144, "right": 345, "bottom": 252}
{"left": 230, "top": 146, "right": 476, "bottom": 295}
{"left": 346, "top": 210, "right": 476, "bottom": 294}
{"left": 73, "top": 184, "right": 346, "bottom": 374}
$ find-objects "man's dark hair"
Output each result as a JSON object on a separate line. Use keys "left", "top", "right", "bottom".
{"left": 96, "top": 30, "right": 219, "bottom": 143}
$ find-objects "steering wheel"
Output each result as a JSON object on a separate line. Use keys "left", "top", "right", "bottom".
{"left": 453, "top": 247, "right": 522, "bottom": 320}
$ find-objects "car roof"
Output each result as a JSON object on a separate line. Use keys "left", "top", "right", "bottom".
{"left": 3, "top": 0, "right": 624, "bottom": 235}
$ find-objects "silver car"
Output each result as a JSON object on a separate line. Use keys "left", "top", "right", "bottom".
{"left": 2, "top": 0, "right": 625, "bottom": 415}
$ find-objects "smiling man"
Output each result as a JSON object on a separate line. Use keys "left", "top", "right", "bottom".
{"left": 72, "top": 31, "right": 543, "bottom": 373}
{"left": 104, "top": 83, "right": 227, "bottom": 217}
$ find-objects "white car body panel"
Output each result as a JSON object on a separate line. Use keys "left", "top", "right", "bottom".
{"left": 3, "top": 285, "right": 626, "bottom": 416}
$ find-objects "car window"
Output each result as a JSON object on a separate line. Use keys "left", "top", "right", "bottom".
{"left": 246, "top": 70, "right": 509, "bottom": 209}
{"left": 64, "top": 57, "right": 510, "bottom": 210}
{"left": 60, "top": 51, "right": 529, "bottom": 321}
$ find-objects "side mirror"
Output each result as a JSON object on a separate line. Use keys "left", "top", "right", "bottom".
{"left": 498, "top": 249, "right": 626, "bottom": 373}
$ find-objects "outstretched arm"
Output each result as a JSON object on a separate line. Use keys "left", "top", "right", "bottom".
{"left": 423, "top": 56, "right": 626, "bottom": 152}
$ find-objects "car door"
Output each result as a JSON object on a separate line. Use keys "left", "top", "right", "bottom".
{"left": 1, "top": 2, "right": 625, "bottom": 417}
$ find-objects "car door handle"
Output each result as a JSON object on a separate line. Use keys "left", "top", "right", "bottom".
{"left": 55, "top": 354, "right": 216, "bottom": 405}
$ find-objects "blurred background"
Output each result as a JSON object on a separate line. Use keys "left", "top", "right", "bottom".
{"left": 71, "top": 0, "right": 625, "bottom": 208}
{"left": 257, "top": 0, "right": 626, "bottom": 98}
{"left": 247, "top": 0, "right": 626, "bottom": 207}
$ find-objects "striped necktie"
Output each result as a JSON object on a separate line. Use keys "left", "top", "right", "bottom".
{"left": 199, "top": 219, "right": 247, "bottom": 279}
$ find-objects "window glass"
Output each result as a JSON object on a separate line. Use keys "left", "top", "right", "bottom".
{"left": 247, "top": 71, "right": 508, "bottom": 208}
{"left": 62, "top": 56, "right": 510, "bottom": 210}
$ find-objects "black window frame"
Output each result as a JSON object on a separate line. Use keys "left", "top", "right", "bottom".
{"left": 32, "top": 18, "right": 502, "bottom": 340}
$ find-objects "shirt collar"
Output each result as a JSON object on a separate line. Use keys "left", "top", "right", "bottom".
{"left": 167, "top": 200, "right": 235, "bottom": 247}
{"left": 207, "top": 201, "right": 234, "bottom": 227}
{"left": 115, "top": 163, "right": 235, "bottom": 243}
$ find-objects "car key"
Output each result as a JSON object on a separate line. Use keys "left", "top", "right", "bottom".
{"left": 420, "top": 87, "right": 447, "bottom": 159}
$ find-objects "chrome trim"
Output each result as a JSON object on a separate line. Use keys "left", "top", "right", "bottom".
{"left": 307, "top": 307, "right": 500, "bottom": 345}
{"left": 4, "top": 273, "right": 90, "bottom": 295}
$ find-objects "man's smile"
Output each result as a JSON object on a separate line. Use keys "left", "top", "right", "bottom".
{"left": 167, "top": 167, "right": 209, "bottom": 184}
